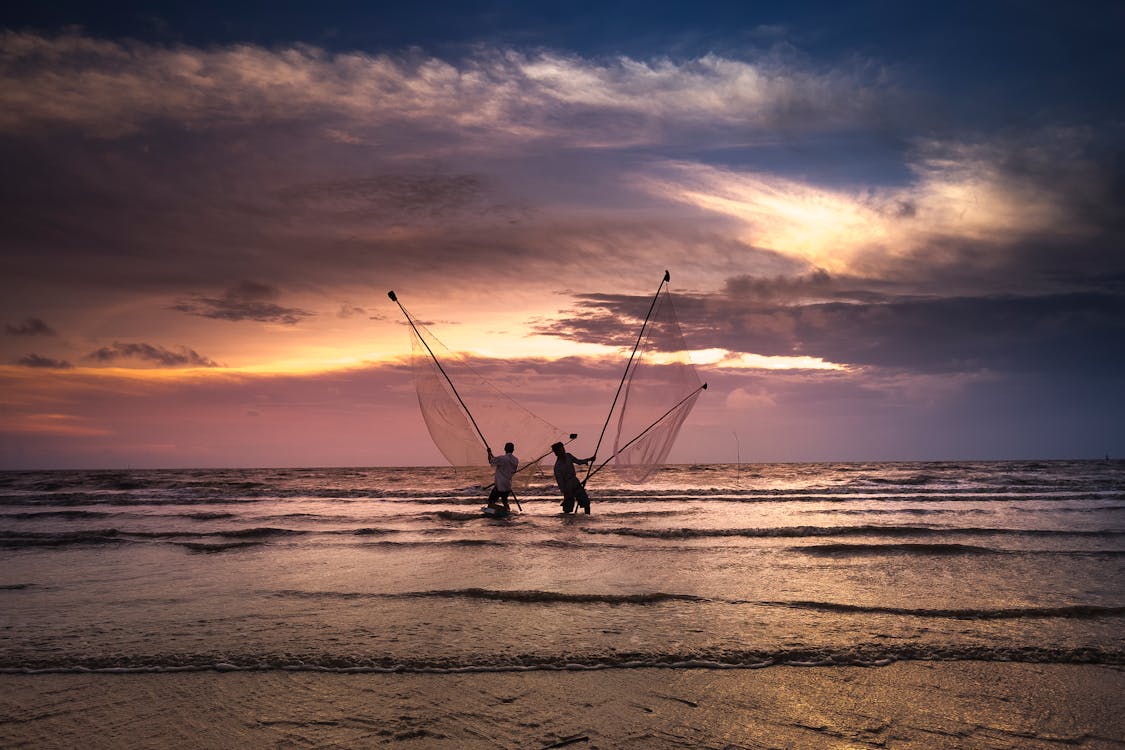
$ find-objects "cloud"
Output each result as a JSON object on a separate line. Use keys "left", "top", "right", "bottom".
{"left": 5, "top": 31, "right": 1112, "bottom": 312}
{"left": 171, "top": 282, "right": 313, "bottom": 324}
{"left": 0, "top": 32, "right": 889, "bottom": 145}
{"left": 722, "top": 269, "right": 890, "bottom": 305}
{"left": 84, "top": 342, "right": 220, "bottom": 368}
{"left": 724, "top": 386, "right": 777, "bottom": 410}
{"left": 5, "top": 318, "right": 56, "bottom": 336}
{"left": 1, "top": 29, "right": 1121, "bottom": 412}
{"left": 537, "top": 285, "right": 1125, "bottom": 377}
{"left": 278, "top": 173, "right": 523, "bottom": 222}
{"left": 15, "top": 353, "right": 72, "bottom": 368}
{"left": 637, "top": 128, "right": 1125, "bottom": 289}
{"left": 337, "top": 304, "right": 368, "bottom": 318}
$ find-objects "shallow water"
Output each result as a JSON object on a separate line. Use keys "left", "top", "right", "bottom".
{"left": 1, "top": 461, "right": 1122, "bottom": 672}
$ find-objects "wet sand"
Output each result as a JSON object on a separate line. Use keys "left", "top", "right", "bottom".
{"left": 2, "top": 663, "right": 1123, "bottom": 749}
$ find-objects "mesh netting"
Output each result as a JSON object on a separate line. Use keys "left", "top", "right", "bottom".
{"left": 611, "top": 287, "right": 704, "bottom": 483}
{"left": 404, "top": 310, "right": 567, "bottom": 485}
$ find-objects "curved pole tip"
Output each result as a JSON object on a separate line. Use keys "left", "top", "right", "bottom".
{"left": 387, "top": 290, "right": 397, "bottom": 301}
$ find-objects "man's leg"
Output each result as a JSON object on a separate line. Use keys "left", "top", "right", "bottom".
{"left": 575, "top": 484, "right": 591, "bottom": 514}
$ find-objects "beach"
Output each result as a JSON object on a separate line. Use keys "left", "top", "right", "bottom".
{"left": 1, "top": 462, "right": 1122, "bottom": 747}
{"left": 3, "top": 663, "right": 1124, "bottom": 748}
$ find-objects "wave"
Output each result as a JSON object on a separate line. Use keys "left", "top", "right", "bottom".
{"left": 581, "top": 525, "right": 1125, "bottom": 540}
{"left": 348, "top": 539, "right": 514, "bottom": 549}
{"left": 266, "top": 588, "right": 708, "bottom": 605}
{"left": 434, "top": 511, "right": 487, "bottom": 521}
{"left": 3, "top": 644, "right": 1121, "bottom": 674}
{"left": 854, "top": 473, "right": 940, "bottom": 486}
{"left": 2, "top": 527, "right": 1114, "bottom": 554}
{"left": 0, "top": 526, "right": 310, "bottom": 548}
{"left": 4, "top": 485, "right": 1122, "bottom": 507}
{"left": 262, "top": 588, "right": 1125, "bottom": 620}
{"left": 0, "top": 510, "right": 113, "bottom": 520}
{"left": 811, "top": 506, "right": 1125, "bottom": 516}
{"left": 804, "top": 507, "right": 986, "bottom": 516}
{"left": 0, "top": 493, "right": 271, "bottom": 507}
{"left": 212, "top": 527, "right": 308, "bottom": 539}
{"left": 792, "top": 542, "right": 1003, "bottom": 555}
{"left": 174, "top": 541, "right": 266, "bottom": 554}
{"left": 258, "top": 512, "right": 350, "bottom": 521}
{"left": 0, "top": 530, "right": 134, "bottom": 547}
{"left": 766, "top": 601, "right": 1125, "bottom": 620}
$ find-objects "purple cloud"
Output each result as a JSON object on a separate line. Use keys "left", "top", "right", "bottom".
{"left": 6, "top": 318, "right": 56, "bottom": 336}
{"left": 172, "top": 282, "right": 312, "bottom": 325}
{"left": 84, "top": 342, "right": 220, "bottom": 368}
{"left": 15, "top": 353, "right": 72, "bottom": 368}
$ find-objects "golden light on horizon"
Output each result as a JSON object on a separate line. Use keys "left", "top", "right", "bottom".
{"left": 646, "top": 348, "right": 846, "bottom": 370}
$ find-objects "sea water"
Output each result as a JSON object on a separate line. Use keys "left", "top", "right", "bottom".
{"left": 1, "top": 461, "right": 1122, "bottom": 673}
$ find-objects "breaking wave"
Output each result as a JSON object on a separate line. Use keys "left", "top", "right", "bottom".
{"left": 265, "top": 588, "right": 708, "bottom": 605}
{"left": 581, "top": 525, "right": 1125, "bottom": 540}
{"left": 260, "top": 589, "right": 1125, "bottom": 620}
{"left": 3, "top": 644, "right": 1121, "bottom": 675}
{"left": 766, "top": 601, "right": 1125, "bottom": 619}
{"left": 792, "top": 542, "right": 1003, "bottom": 555}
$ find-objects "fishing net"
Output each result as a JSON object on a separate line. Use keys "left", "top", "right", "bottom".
{"left": 611, "top": 286, "right": 704, "bottom": 483}
{"left": 402, "top": 306, "right": 568, "bottom": 485}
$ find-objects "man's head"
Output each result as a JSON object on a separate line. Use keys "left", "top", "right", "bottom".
{"left": 504, "top": 442, "right": 514, "bottom": 453}
{"left": 551, "top": 442, "right": 564, "bottom": 455}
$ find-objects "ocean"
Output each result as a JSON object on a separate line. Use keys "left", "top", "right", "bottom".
{"left": 1, "top": 460, "right": 1123, "bottom": 674}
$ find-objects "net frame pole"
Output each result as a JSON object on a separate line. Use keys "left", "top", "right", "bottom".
{"left": 388, "top": 290, "right": 490, "bottom": 453}
{"left": 584, "top": 382, "right": 707, "bottom": 485}
{"left": 584, "top": 270, "right": 670, "bottom": 480}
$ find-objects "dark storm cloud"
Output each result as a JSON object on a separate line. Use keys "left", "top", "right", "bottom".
{"left": 722, "top": 270, "right": 891, "bottom": 305}
{"left": 15, "top": 353, "right": 72, "bottom": 368}
{"left": 530, "top": 297, "right": 650, "bottom": 348}
{"left": 529, "top": 267, "right": 880, "bottom": 349}
{"left": 771, "top": 293, "right": 1125, "bottom": 374}
{"left": 540, "top": 286, "right": 1125, "bottom": 376}
{"left": 171, "top": 282, "right": 313, "bottom": 325}
{"left": 84, "top": 342, "right": 220, "bottom": 368}
{"left": 5, "top": 318, "right": 55, "bottom": 336}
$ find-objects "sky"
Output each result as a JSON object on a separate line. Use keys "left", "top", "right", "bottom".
{"left": 1, "top": 1, "right": 1123, "bottom": 469}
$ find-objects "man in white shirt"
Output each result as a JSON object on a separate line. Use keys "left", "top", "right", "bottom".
{"left": 486, "top": 442, "right": 519, "bottom": 514}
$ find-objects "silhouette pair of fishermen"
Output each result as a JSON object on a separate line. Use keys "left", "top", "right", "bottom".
{"left": 486, "top": 441, "right": 596, "bottom": 514}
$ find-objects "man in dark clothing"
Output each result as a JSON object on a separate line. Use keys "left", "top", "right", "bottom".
{"left": 551, "top": 442, "right": 595, "bottom": 514}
